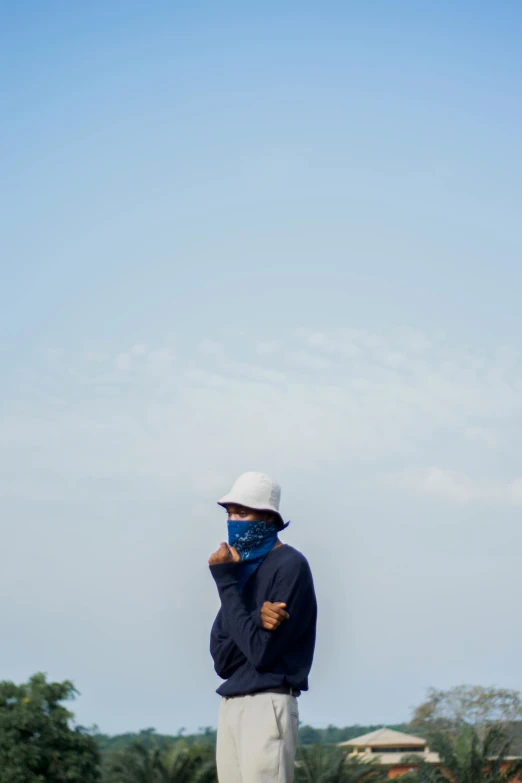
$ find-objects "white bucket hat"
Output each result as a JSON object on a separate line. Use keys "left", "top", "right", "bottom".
{"left": 217, "top": 471, "right": 285, "bottom": 528}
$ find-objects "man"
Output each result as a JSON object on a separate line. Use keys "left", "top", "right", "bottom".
{"left": 208, "top": 471, "right": 317, "bottom": 783}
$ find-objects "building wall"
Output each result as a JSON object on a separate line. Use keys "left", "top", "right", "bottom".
{"left": 386, "top": 762, "right": 522, "bottom": 780}
{"left": 387, "top": 766, "right": 420, "bottom": 779}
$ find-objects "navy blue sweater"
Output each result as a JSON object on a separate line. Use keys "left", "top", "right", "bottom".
{"left": 209, "top": 544, "right": 317, "bottom": 697}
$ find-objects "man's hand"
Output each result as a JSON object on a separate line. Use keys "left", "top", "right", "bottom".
{"left": 208, "top": 542, "right": 241, "bottom": 566}
{"left": 260, "top": 601, "right": 289, "bottom": 631}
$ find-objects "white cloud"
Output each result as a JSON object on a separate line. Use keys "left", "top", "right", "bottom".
{"left": 131, "top": 342, "right": 148, "bottom": 356}
{"left": 510, "top": 478, "right": 522, "bottom": 505}
{"left": 2, "top": 327, "right": 522, "bottom": 506}
{"left": 86, "top": 351, "right": 109, "bottom": 362}
{"left": 3, "top": 326, "right": 522, "bottom": 737}
{"left": 198, "top": 340, "right": 224, "bottom": 356}
{"left": 256, "top": 340, "right": 280, "bottom": 355}
{"left": 289, "top": 350, "right": 331, "bottom": 370}
{"left": 115, "top": 353, "right": 131, "bottom": 371}
{"left": 113, "top": 343, "right": 152, "bottom": 371}
{"left": 147, "top": 348, "right": 175, "bottom": 367}
{"left": 390, "top": 468, "right": 482, "bottom": 503}
{"left": 385, "top": 351, "right": 406, "bottom": 366}
{"left": 465, "top": 426, "right": 506, "bottom": 449}
{"left": 192, "top": 471, "right": 229, "bottom": 498}
{"left": 389, "top": 467, "right": 522, "bottom": 506}
{"left": 430, "top": 468, "right": 478, "bottom": 502}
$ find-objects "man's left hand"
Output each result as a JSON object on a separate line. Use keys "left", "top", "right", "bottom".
{"left": 260, "top": 601, "right": 289, "bottom": 631}
{"left": 208, "top": 542, "right": 241, "bottom": 566}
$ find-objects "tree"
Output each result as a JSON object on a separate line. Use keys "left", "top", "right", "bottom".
{"left": 402, "top": 725, "right": 522, "bottom": 783}
{"left": 155, "top": 742, "right": 217, "bottom": 783}
{"left": 409, "top": 686, "right": 522, "bottom": 733}
{"left": 103, "top": 740, "right": 217, "bottom": 783}
{"left": 104, "top": 740, "right": 161, "bottom": 783}
{"left": 295, "top": 744, "right": 387, "bottom": 783}
{"left": 299, "top": 725, "right": 323, "bottom": 745}
{"left": 0, "top": 672, "right": 101, "bottom": 783}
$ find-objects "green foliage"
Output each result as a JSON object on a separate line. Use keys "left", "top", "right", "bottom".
{"left": 0, "top": 672, "right": 101, "bottom": 783}
{"left": 5, "top": 676, "right": 522, "bottom": 783}
{"left": 104, "top": 741, "right": 161, "bottom": 783}
{"left": 299, "top": 724, "right": 406, "bottom": 746}
{"left": 295, "top": 744, "right": 387, "bottom": 783}
{"left": 403, "top": 725, "right": 522, "bottom": 783}
{"left": 95, "top": 722, "right": 404, "bottom": 758}
{"left": 95, "top": 728, "right": 217, "bottom": 754}
{"left": 103, "top": 740, "right": 217, "bottom": 783}
{"left": 156, "top": 742, "right": 217, "bottom": 783}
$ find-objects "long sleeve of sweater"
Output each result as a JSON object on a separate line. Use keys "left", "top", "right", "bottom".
{"left": 209, "top": 608, "right": 247, "bottom": 679}
{"left": 209, "top": 556, "right": 315, "bottom": 671}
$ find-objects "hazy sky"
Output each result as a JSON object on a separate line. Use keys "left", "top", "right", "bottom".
{"left": 2, "top": 1, "right": 522, "bottom": 735}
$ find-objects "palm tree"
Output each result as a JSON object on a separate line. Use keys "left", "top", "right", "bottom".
{"left": 155, "top": 742, "right": 217, "bottom": 783}
{"left": 104, "top": 739, "right": 217, "bottom": 783}
{"left": 295, "top": 744, "right": 387, "bottom": 783}
{"left": 104, "top": 739, "right": 161, "bottom": 782}
{"left": 402, "top": 725, "right": 522, "bottom": 783}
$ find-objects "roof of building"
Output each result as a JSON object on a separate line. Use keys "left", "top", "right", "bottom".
{"left": 339, "top": 728, "right": 427, "bottom": 748}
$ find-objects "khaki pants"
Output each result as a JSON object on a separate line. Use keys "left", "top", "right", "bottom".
{"left": 216, "top": 692, "right": 299, "bottom": 782}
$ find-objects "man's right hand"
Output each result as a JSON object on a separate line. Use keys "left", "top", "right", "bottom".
{"left": 260, "top": 602, "right": 289, "bottom": 631}
{"left": 208, "top": 542, "right": 241, "bottom": 566}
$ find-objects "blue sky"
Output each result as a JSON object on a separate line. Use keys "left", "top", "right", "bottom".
{"left": 2, "top": 1, "right": 522, "bottom": 734}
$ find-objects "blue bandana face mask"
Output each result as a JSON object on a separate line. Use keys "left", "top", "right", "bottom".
{"left": 227, "top": 520, "right": 279, "bottom": 591}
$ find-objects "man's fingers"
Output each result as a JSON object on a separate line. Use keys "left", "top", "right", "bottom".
{"left": 264, "top": 601, "right": 288, "bottom": 613}
{"left": 261, "top": 602, "right": 290, "bottom": 622}
{"left": 220, "top": 543, "right": 237, "bottom": 561}
{"left": 268, "top": 608, "right": 289, "bottom": 621}
{"left": 262, "top": 607, "right": 287, "bottom": 624}
{"left": 260, "top": 613, "right": 288, "bottom": 630}
{"left": 263, "top": 605, "right": 282, "bottom": 618}
{"left": 208, "top": 542, "right": 239, "bottom": 565}
{"left": 271, "top": 605, "right": 289, "bottom": 620}
{"left": 262, "top": 617, "right": 281, "bottom": 628}
{"left": 228, "top": 545, "right": 241, "bottom": 563}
